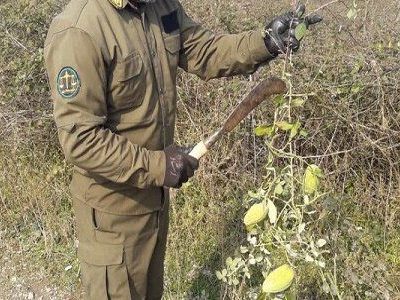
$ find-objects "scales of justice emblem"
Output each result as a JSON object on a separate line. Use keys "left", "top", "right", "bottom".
{"left": 57, "top": 67, "right": 81, "bottom": 99}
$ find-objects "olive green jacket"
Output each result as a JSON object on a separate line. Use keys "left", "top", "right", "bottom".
{"left": 44, "top": 0, "right": 274, "bottom": 215}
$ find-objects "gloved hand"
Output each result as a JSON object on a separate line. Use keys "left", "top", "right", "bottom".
{"left": 163, "top": 144, "right": 199, "bottom": 188}
{"left": 264, "top": 3, "right": 323, "bottom": 56}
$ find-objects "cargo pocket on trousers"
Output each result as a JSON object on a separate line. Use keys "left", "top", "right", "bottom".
{"left": 91, "top": 207, "right": 125, "bottom": 245}
{"left": 78, "top": 241, "right": 132, "bottom": 300}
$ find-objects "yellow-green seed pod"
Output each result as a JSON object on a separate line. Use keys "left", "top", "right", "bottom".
{"left": 262, "top": 264, "right": 295, "bottom": 294}
{"left": 303, "top": 164, "right": 322, "bottom": 195}
{"left": 243, "top": 202, "right": 268, "bottom": 227}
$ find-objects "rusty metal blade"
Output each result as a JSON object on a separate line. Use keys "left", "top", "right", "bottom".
{"left": 190, "top": 77, "right": 287, "bottom": 158}
{"left": 222, "top": 77, "right": 287, "bottom": 133}
{"left": 203, "top": 77, "right": 287, "bottom": 149}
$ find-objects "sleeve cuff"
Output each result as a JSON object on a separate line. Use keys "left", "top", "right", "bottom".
{"left": 148, "top": 150, "right": 166, "bottom": 187}
{"left": 249, "top": 30, "right": 276, "bottom": 63}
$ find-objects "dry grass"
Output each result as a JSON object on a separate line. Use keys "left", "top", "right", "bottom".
{"left": 0, "top": 0, "right": 399, "bottom": 298}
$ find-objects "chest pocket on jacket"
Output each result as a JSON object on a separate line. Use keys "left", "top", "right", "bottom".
{"left": 163, "top": 34, "right": 181, "bottom": 72}
{"left": 109, "top": 52, "right": 146, "bottom": 111}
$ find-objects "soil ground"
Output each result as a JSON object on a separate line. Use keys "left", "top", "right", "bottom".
{"left": 0, "top": 236, "right": 79, "bottom": 300}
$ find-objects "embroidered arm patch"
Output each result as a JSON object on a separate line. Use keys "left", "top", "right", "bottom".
{"left": 161, "top": 10, "right": 179, "bottom": 34}
{"left": 57, "top": 67, "right": 81, "bottom": 99}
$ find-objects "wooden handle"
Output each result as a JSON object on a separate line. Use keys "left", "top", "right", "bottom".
{"left": 189, "top": 140, "right": 208, "bottom": 159}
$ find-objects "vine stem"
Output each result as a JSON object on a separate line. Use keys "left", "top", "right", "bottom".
{"left": 306, "top": 0, "right": 341, "bottom": 17}
{"left": 280, "top": 42, "right": 300, "bottom": 221}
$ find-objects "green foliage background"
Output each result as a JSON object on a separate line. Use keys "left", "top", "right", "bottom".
{"left": 0, "top": 0, "right": 399, "bottom": 298}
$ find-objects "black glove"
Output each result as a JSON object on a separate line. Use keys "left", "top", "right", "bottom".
{"left": 163, "top": 144, "right": 199, "bottom": 188}
{"left": 264, "top": 3, "right": 323, "bottom": 56}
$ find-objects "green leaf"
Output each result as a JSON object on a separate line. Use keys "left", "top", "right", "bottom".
{"left": 267, "top": 200, "right": 278, "bottom": 224}
{"left": 351, "top": 83, "right": 362, "bottom": 94}
{"left": 233, "top": 257, "right": 241, "bottom": 267}
{"left": 336, "top": 87, "right": 347, "bottom": 95}
{"left": 248, "top": 190, "right": 260, "bottom": 199}
{"left": 312, "top": 165, "right": 324, "bottom": 178}
{"left": 347, "top": 8, "right": 357, "bottom": 19}
{"left": 274, "top": 183, "right": 284, "bottom": 195}
{"left": 274, "top": 95, "right": 285, "bottom": 106}
{"left": 300, "top": 129, "right": 308, "bottom": 137}
{"left": 216, "top": 271, "right": 224, "bottom": 280}
{"left": 284, "top": 291, "right": 298, "bottom": 300}
{"left": 256, "top": 292, "right": 267, "bottom": 300}
{"left": 276, "top": 121, "right": 293, "bottom": 131}
{"left": 351, "top": 61, "right": 364, "bottom": 75}
{"left": 226, "top": 257, "right": 233, "bottom": 267}
{"left": 304, "top": 166, "right": 318, "bottom": 195}
{"left": 295, "top": 23, "right": 307, "bottom": 40}
{"left": 298, "top": 223, "right": 306, "bottom": 234}
{"left": 290, "top": 121, "right": 301, "bottom": 139}
{"left": 318, "top": 261, "right": 326, "bottom": 268}
{"left": 303, "top": 164, "right": 323, "bottom": 195}
{"left": 305, "top": 254, "right": 314, "bottom": 262}
{"left": 316, "top": 239, "right": 327, "bottom": 248}
{"left": 322, "top": 281, "right": 330, "bottom": 293}
{"left": 292, "top": 98, "right": 305, "bottom": 107}
{"left": 254, "top": 125, "right": 274, "bottom": 137}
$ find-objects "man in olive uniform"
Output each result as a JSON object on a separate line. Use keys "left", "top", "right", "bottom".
{"left": 44, "top": 0, "right": 321, "bottom": 298}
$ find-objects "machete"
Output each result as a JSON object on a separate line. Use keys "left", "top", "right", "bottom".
{"left": 189, "top": 77, "right": 287, "bottom": 159}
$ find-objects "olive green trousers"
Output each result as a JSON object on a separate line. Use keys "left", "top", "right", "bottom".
{"left": 73, "top": 196, "right": 169, "bottom": 300}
